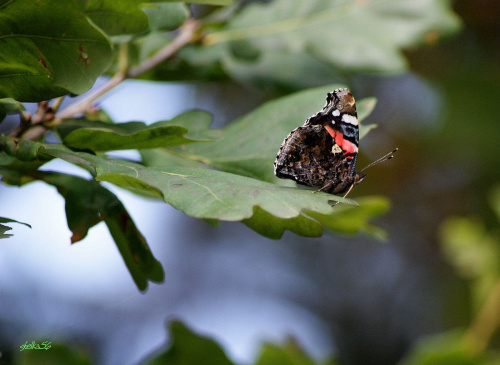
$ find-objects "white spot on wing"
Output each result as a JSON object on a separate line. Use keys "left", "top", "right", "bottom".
{"left": 332, "top": 109, "right": 340, "bottom": 117}
{"left": 331, "top": 144, "right": 343, "bottom": 155}
{"left": 342, "top": 114, "right": 358, "bottom": 126}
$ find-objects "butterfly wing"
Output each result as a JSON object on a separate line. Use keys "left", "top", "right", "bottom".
{"left": 274, "top": 89, "right": 365, "bottom": 195}
{"left": 274, "top": 124, "right": 362, "bottom": 194}
{"left": 306, "top": 88, "right": 360, "bottom": 162}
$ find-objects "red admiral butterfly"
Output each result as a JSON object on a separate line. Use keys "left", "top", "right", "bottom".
{"left": 274, "top": 88, "right": 396, "bottom": 196}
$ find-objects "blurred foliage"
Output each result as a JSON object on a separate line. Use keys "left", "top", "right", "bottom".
{"left": 399, "top": 184, "right": 500, "bottom": 364}
{"left": 152, "top": 0, "right": 461, "bottom": 91}
{"left": 8, "top": 321, "right": 340, "bottom": 365}
{"left": 398, "top": 331, "right": 500, "bottom": 365}
{"left": 254, "top": 339, "right": 339, "bottom": 365}
{"left": 15, "top": 341, "right": 92, "bottom": 365}
{"left": 142, "top": 321, "right": 235, "bottom": 365}
{"left": 141, "top": 320, "right": 339, "bottom": 365}
{"left": 440, "top": 215, "right": 500, "bottom": 311}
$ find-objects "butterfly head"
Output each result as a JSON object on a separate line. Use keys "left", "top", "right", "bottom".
{"left": 326, "top": 88, "right": 356, "bottom": 116}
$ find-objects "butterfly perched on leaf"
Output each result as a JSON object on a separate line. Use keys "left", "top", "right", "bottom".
{"left": 274, "top": 88, "right": 396, "bottom": 196}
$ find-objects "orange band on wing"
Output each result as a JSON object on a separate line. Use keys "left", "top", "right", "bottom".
{"left": 324, "top": 125, "right": 333, "bottom": 135}
{"left": 324, "top": 125, "right": 358, "bottom": 158}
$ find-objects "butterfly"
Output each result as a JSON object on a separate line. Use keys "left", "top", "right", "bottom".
{"left": 274, "top": 88, "right": 396, "bottom": 196}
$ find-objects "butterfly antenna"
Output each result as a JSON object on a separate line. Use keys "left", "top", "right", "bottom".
{"left": 360, "top": 148, "right": 398, "bottom": 173}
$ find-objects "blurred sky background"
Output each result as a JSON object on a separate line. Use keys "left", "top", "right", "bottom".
{"left": 1, "top": 1, "right": 500, "bottom": 364}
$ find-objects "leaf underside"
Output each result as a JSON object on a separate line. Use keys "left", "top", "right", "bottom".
{"left": 0, "top": 167, "right": 164, "bottom": 290}
{"left": 152, "top": 0, "right": 461, "bottom": 89}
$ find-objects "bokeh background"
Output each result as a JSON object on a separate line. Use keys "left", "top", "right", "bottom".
{"left": 1, "top": 1, "right": 499, "bottom": 364}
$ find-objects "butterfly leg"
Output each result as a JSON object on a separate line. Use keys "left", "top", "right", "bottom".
{"left": 341, "top": 182, "right": 355, "bottom": 198}
{"left": 317, "top": 180, "right": 354, "bottom": 205}
{"left": 314, "top": 182, "right": 333, "bottom": 193}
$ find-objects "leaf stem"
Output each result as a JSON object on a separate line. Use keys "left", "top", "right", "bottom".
{"left": 57, "top": 18, "right": 200, "bottom": 120}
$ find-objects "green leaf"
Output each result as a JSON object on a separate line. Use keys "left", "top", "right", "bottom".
{"left": 141, "top": 148, "right": 207, "bottom": 169}
{"left": 0, "top": 217, "right": 31, "bottom": 239}
{"left": 127, "top": 32, "right": 171, "bottom": 70}
{"left": 0, "top": 166, "right": 164, "bottom": 291}
{"left": 16, "top": 341, "right": 92, "bottom": 365}
{"left": 0, "top": 148, "right": 50, "bottom": 175}
{"left": 60, "top": 110, "right": 222, "bottom": 152}
{"left": 36, "top": 171, "right": 164, "bottom": 291}
{"left": 168, "top": 85, "right": 376, "bottom": 182}
{"left": 141, "top": 320, "right": 235, "bottom": 365}
{"left": 34, "top": 172, "right": 104, "bottom": 243}
{"left": 0, "top": 137, "right": 49, "bottom": 162}
{"left": 0, "top": 0, "right": 113, "bottom": 101}
{"left": 85, "top": 0, "right": 149, "bottom": 36}
{"left": 357, "top": 97, "right": 378, "bottom": 140}
{"left": 439, "top": 216, "right": 500, "bottom": 311}
{"left": 0, "top": 224, "right": 12, "bottom": 239}
{"left": 85, "top": 0, "right": 192, "bottom": 35}
{"left": 159, "top": 0, "right": 233, "bottom": 5}
{"left": 399, "top": 330, "right": 500, "bottom": 365}
{"left": 85, "top": 0, "right": 191, "bottom": 36}
{"left": 305, "top": 196, "right": 391, "bottom": 240}
{"left": 0, "top": 98, "right": 24, "bottom": 122}
{"left": 242, "top": 206, "right": 323, "bottom": 240}
{"left": 220, "top": 49, "right": 340, "bottom": 93}
{"left": 140, "top": 3, "right": 190, "bottom": 32}
{"left": 20, "top": 142, "right": 357, "bottom": 238}
{"left": 202, "top": 0, "right": 461, "bottom": 85}
{"left": 101, "top": 164, "right": 347, "bottom": 218}
{"left": 489, "top": 184, "right": 500, "bottom": 221}
{"left": 149, "top": 42, "right": 228, "bottom": 82}
{"left": 0, "top": 217, "right": 31, "bottom": 228}
{"left": 256, "top": 338, "right": 338, "bottom": 365}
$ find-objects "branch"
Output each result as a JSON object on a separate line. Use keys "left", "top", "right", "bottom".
{"left": 56, "top": 72, "right": 125, "bottom": 119}
{"left": 57, "top": 18, "right": 200, "bottom": 120}
{"left": 8, "top": 101, "right": 54, "bottom": 138}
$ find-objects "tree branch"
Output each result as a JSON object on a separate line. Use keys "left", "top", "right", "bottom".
{"left": 57, "top": 18, "right": 200, "bottom": 120}
{"left": 56, "top": 72, "right": 126, "bottom": 119}
{"left": 8, "top": 101, "right": 54, "bottom": 138}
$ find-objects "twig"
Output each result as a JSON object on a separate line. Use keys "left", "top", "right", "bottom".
{"left": 57, "top": 18, "right": 199, "bottom": 119}
{"left": 8, "top": 101, "right": 54, "bottom": 138}
{"left": 56, "top": 72, "right": 126, "bottom": 119}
